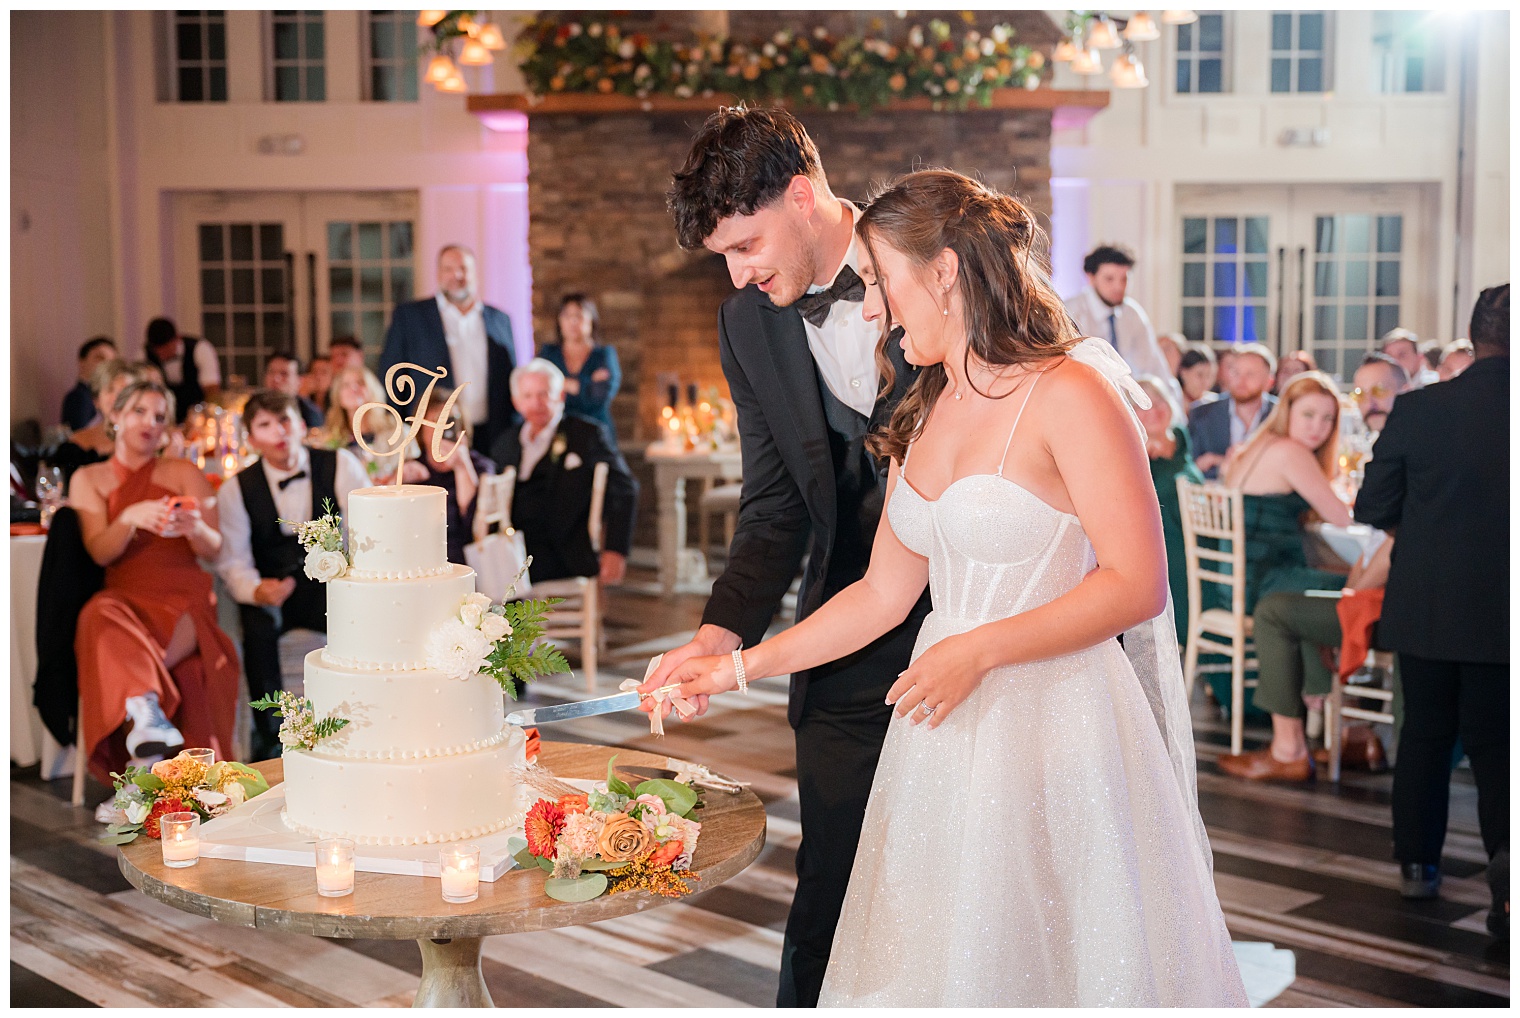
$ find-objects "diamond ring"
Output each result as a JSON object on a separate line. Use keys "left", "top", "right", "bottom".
{"left": 919, "top": 703, "right": 936, "bottom": 716}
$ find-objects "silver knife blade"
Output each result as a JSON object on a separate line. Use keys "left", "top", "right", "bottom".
{"left": 507, "top": 691, "right": 642, "bottom": 727}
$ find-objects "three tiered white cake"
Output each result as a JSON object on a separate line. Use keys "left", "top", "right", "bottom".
{"left": 281, "top": 484, "right": 530, "bottom": 845}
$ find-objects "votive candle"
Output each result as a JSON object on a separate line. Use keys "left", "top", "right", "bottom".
{"left": 160, "top": 813, "right": 200, "bottom": 868}
{"left": 181, "top": 747, "right": 215, "bottom": 768}
{"left": 315, "top": 838, "right": 355, "bottom": 897}
{"left": 439, "top": 844, "right": 481, "bottom": 903}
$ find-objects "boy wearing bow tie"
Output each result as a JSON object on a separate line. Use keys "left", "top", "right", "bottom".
{"left": 215, "top": 390, "right": 367, "bottom": 759}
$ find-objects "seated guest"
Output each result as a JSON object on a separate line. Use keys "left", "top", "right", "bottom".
{"left": 215, "top": 391, "right": 367, "bottom": 760}
{"left": 301, "top": 353, "right": 334, "bottom": 414}
{"left": 49, "top": 360, "right": 149, "bottom": 489}
{"left": 144, "top": 316, "right": 221, "bottom": 421}
{"left": 315, "top": 364, "right": 387, "bottom": 455}
{"left": 1213, "top": 345, "right": 1238, "bottom": 395}
{"left": 1378, "top": 327, "right": 1439, "bottom": 389}
{"left": 62, "top": 337, "right": 118, "bottom": 431}
{"left": 1357, "top": 284, "right": 1508, "bottom": 927}
{"left": 1188, "top": 342, "right": 1277, "bottom": 478}
{"left": 1272, "top": 350, "right": 1315, "bottom": 394}
{"left": 1438, "top": 339, "right": 1474, "bottom": 381}
{"left": 1176, "top": 343, "right": 1218, "bottom": 409}
{"left": 1350, "top": 352, "right": 1407, "bottom": 435}
{"left": 540, "top": 293, "right": 622, "bottom": 441}
{"left": 1419, "top": 339, "right": 1443, "bottom": 376}
{"left": 69, "top": 380, "right": 239, "bottom": 780}
{"left": 1134, "top": 375, "right": 1203, "bottom": 646}
{"left": 328, "top": 335, "right": 366, "bottom": 374}
{"left": 399, "top": 386, "right": 496, "bottom": 566}
{"left": 262, "top": 351, "right": 325, "bottom": 430}
{"left": 488, "top": 359, "right": 637, "bottom": 585}
{"left": 1156, "top": 332, "right": 1185, "bottom": 380}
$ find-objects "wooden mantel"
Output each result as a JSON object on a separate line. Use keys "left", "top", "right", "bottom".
{"left": 468, "top": 87, "right": 1108, "bottom": 122}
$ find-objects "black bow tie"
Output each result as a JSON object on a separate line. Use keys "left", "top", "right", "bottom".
{"left": 792, "top": 265, "right": 866, "bottom": 327}
{"left": 276, "top": 470, "right": 307, "bottom": 491}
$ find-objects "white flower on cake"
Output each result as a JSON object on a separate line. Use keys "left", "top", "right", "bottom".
{"left": 304, "top": 547, "right": 348, "bottom": 582}
{"left": 427, "top": 618, "right": 494, "bottom": 680}
{"left": 479, "top": 613, "right": 512, "bottom": 642}
{"left": 459, "top": 601, "right": 484, "bottom": 629}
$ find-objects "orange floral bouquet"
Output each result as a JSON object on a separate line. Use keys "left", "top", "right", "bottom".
{"left": 99, "top": 753, "right": 271, "bottom": 845}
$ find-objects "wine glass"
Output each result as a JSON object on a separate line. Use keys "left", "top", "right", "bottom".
{"left": 35, "top": 466, "right": 64, "bottom": 529}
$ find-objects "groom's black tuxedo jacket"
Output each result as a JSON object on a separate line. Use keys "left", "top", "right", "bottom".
{"left": 702, "top": 284, "right": 932, "bottom": 727}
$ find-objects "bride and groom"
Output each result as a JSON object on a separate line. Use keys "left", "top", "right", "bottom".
{"left": 642, "top": 106, "right": 1247, "bottom": 1007}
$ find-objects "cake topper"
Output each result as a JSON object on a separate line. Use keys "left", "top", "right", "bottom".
{"left": 353, "top": 363, "right": 467, "bottom": 484}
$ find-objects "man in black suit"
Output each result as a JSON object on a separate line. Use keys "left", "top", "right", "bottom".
{"left": 380, "top": 245, "right": 518, "bottom": 453}
{"left": 1186, "top": 342, "right": 1277, "bottom": 478}
{"left": 488, "top": 359, "right": 637, "bottom": 586}
{"left": 1356, "top": 284, "right": 1509, "bottom": 936}
{"left": 262, "top": 351, "right": 325, "bottom": 430}
{"left": 647, "top": 106, "right": 930, "bottom": 1006}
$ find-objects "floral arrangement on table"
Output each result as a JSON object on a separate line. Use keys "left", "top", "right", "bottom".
{"left": 426, "top": 591, "right": 569, "bottom": 699}
{"left": 514, "top": 14, "right": 1043, "bottom": 112}
{"left": 249, "top": 692, "right": 352, "bottom": 752}
{"left": 98, "top": 754, "right": 271, "bottom": 845}
{"left": 511, "top": 756, "right": 703, "bottom": 902}
{"left": 281, "top": 499, "right": 348, "bottom": 583}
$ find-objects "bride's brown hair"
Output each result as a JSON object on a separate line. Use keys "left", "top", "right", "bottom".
{"left": 859, "top": 170, "right": 1078, "bottom": 463}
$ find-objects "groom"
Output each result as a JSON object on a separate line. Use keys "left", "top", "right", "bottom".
{"left": 655, "top": 106, "right": 932, "bottom": 1006}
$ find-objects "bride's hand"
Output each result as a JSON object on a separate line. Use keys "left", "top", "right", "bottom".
{"left": 637, "top": 654, "right": 734, "bottom": 719}
{"left": 885, "top": 634, "right": 988, "bottom": 729}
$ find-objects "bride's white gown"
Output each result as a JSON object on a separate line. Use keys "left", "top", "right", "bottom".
{"left": 818, "top": 348, "right": 1248, "bottom": 1007}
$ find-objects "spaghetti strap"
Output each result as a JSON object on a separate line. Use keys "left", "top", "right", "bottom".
{"left": 996, "top": 371, "right": 1045, "bottom": 477}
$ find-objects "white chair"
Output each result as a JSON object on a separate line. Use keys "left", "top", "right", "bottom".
{"left": 71, "top": 694, "right": 86, "bottom": 806}
{"left": 698, "top": 481, "right": 743, "bottom": 563}
{"left": 508, "top": 461, "right": 609, "bottom": 694}
{"left": 1325, "top": 648, "right": 1396, "bottom": 782}
{"left": 1176, "top": 478, "right": 1260, "bottom": 756}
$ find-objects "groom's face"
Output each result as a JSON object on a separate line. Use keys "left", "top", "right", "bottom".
{"left": 704, "top": 184, "right": 818, "bottom": 308}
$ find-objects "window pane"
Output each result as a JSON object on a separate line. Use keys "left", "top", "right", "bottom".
{"left": 1405, "top": 56, "right": 1425, "bottom": 93}
{"left": 1344, "top": 304, "right": 1368, "bottom": 341}
{"left": 1313, "top": 304, "right": 1337, "bottom": 342}
{"left": 330, "top": 266, "right": 354, "bottom": 303}
{"left": 1182, "top": 305, "right": 1205, "bottom": 344}
{"left": 1375, "top": 304, "right": 1400, "bottom": 338}
{"left": 199, "top": 223, "right": 223, "bottom": 262}
{"left": 1243, "top": 305, "right": 1265, "bottom": 342}
{"left": 232, "top": 354, "right": 258, "bottom": 383}
{"left": 1243, "top": 261, "right": 1268, "bottom": 297}
{"left": 1344, "top": 260, "right": 1369, "bottom": 297}
{"left": 1377, "top": 215, "right": 1403, "bottom": 253}
{"left": 1344, "top": 215, "right": 1371, "bottom": 254}
{"left": 201, "top": 268, "right": 226, "bottom": 305}
{"left": 1312, "top": 347, "right": 1336, "bottom": 373}
{"left": 360, "top": 266, "right": 384, "bottom": 302}
{"left": 1315, "top": 216, "right": 1336, "bottom": 254}
{"left": 1176, "top": 59, "right": 1192, "bottom": 93}
{"left": 1182, "top": 262, "right": 1206, "bottom": 298}
{"left": 373, "top": 66, "right": 396, "bottom": 101}
{"left": 260, "top": 267, "right": 285, "bottom": 302}
{"left": 389, "top": 220, "right": 413, "bottom": 260}
{"left": 275, "top": 66, "right": 300, "bottom": 101}
{"left": 208, "top": 66, "right": 227, "bottom": 101}
{"left": 1199, "top": 59, "right": 1223, "bottom": 92}
{"left": 203, "top": 312, "right": 227, "bottom": 347}
{"left": 358, "top": 223, "right": 383, "bottom": 260}
{"left": 1314, "top": 261, "right": 1337, "bottom": 297}
{"left": 361, "top": 310, "right": 387, "bottom": 349}
{"left": 331, "top": 311, "right": 354, "bottom": 339}
{"left": 1199, "top": 14, "right": 1223, "bottom": 51}
{"left": 1183, "top": 217, "right": 1207, "bottom": 254}
{"left": 306, "top": 19, "right": 325, "bottom": 57}
{"left": 1213, "top": 262, "right": 1237, "bottom": 298}
{"left": 305, "top": 66, "right": 326, "bottom": 101}
{"left": 1177, "top": 23, "right": 1193, "bottom": 52}
{"left": 274, "top": 21, "right": 299, "bottom": 60}
{"left": 207, "top": 20, "right": 225, "bottom": 61}
{"left": 1298, "top": 58, "right": 1322, "bottom": 93}
{"left": 1271, "top": 57, "right": 1291, "bottom": 93}
{"left": 401, "top": 65, "right": 418, "bottom": 101}
{"left": 177, "top": 22, "right": 203, "bottom": 60}
{"left": 231, "top": 268, "right": 256, "bottom": 305}
{"left": 1213, "top": 306, "right": 1236, "bottom": 343}
{"left": 390, "top": 266, "right": 413, "bottom": 301}
{"left": 1271, "top": 12, "right": 1292, "bottom": 51}
{"left": 233, "top": 311, "right": 257, "bottom": 347}
{"left": 1245, "top": 217, "right": 1269, "bottom": 254}
{"left": 1299, "top": 13, "right": 1324, "bottom": 52}
{"left": 1375, "top": 261, "right": 1400, "bottom": 297}
{"left": 264, "top": 312, "right": 288, "bottom": 348}
{"left": 179, "top": 66, "right": 204, "bottom": 101}
{"left": 1213, "top": 217, "right": 1238, "bottom": 254}
{"left": 229, "top": 224, "right": 254, "bottom": 261}
{"left": 259, "top": 223, "right": 284, "bottom": 260}
{"left": 328, "top": 222, "right": 352, "bottom": 261}
{"left": 372, "top": 17, "right": 396, "bottom": 58}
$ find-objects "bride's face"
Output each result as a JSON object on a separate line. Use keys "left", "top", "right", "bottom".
{"left": 860, "top": 238, "right": 960, "bottom": 368}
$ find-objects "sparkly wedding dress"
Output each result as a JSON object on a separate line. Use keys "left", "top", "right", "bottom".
{"left": 818, "top": 340, "right": 1248, "bottom": 1008}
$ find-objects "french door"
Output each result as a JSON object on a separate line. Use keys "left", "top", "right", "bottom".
{"left": 172, "top": 191, "right": 419, "bottom": 386}
{"left": 1176, "top": 184, "right": 1431, "bottom": 382}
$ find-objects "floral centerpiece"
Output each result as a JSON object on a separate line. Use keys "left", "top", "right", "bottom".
{"left": 515, "top": 14, "right": 1041, "bottom": 112}
{"left": 280, "top": 499, "right": 348, "bottom": 582}
{"left": 249, "top": 692, "right": 351, "bottom": 751}
{"left": 426, "top": 591, "right": 569, "bottom": 698}
{"left": 98, "top": 753, "right": 271, "bottom": 845}
{"left": 512, "top": 756, "right": 703, "bottom": 902}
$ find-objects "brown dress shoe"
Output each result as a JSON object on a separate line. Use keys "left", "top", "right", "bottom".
{"left": 1314, "top": 726, "right": 1388, "bottom": 772}
{"left": 1217, "top": 749, "right": 1315, "bottom": 782}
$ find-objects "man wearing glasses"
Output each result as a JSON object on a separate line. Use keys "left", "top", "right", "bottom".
{"left": 1350, "top": 352, "right": 1408, "bottom": 434}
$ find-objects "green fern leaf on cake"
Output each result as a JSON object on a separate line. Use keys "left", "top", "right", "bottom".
{"left": 427, "top": 593, "right": 572, "bottom": 694}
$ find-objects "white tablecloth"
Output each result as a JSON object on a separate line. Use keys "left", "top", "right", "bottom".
{"left": 1310, "top": 522, "right": 1379, "bottom": 565}
{"left": 10, "top": 534, "right": 71, "bottom": 774}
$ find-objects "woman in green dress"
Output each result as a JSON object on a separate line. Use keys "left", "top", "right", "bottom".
{"left": 1135, "top": 376, "right": 1202, "bottom": 646}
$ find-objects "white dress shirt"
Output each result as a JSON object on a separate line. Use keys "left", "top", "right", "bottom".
{"left": 215, "top": 446, "right": 368, "bottom": 605}
{"left": 517, "top": 406, "right": 565, "bottom": 481}
{"left": 1226, "top": 396, "right": 1273, "bottom": 447}
{"left": 1064, "top": 286, "right": 1175, "bottom": 390}
{"left": 436, "top": 293, "right": 489, "bottom": 426}
{"left": 160, "top": 338, "right": 223, "bottom": 387}
{"left": 803, "top": 202, "right": 881, "bottom": 420}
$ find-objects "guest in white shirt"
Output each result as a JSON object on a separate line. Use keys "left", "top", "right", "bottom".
{"left": 1379, "top": 328, "right": 1440, "bottom": 389}
{"left": 1063, "top": 245, "right": 1175, "bottom": 392}
{"left": 145, "top": 316, "right": 222, "bottom": 421}
{"left": 215, "top": 390, "right": 366, "bottom": 759}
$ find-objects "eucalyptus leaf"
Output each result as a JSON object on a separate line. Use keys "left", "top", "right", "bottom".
{"left": 512, "top": 847, "right": 539, "bottom": 870}
{"left": 98, "top": 832, "right": 139, "bottom": 845}
{"left": 633, "top": 778, "right": 698, "bottom": 818}
{"left": 576, "top": 857, "right": 625, "bottom": 872}
{"left": 605, "top": 754, "right": 635, "bottom": 799}
{"left": 544, "top": 873, "right": 608, "bottom": 902}
{"left": 105, "top": 823, "right": 140, "bottom": 835}
{"left": 536, "top": 854, "right": 554, "bottom": 872}
{"left": 132, "top": 773, "right": 165, "bottom": 792}
{"left": 506, "top": 836, "right": 528, "bottom": 856}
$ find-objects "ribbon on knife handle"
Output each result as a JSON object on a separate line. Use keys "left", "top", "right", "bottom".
{"left": 621, "top": 654, "right": 697, "bottom": 737}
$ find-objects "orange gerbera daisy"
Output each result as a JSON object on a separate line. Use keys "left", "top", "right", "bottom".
{"left": 525, "top": 799, "right": 565, "bottom": 858}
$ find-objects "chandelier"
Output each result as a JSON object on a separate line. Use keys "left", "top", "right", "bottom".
{"left": 1053, "top": 10, "right": 1197, "bottom": 89}
{"left": 418, "top": 10, "right": 507, "bottom": 94}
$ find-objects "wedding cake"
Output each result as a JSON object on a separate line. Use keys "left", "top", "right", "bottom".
{"left": 281, "top": 484, "right": 530, "bottom": 845}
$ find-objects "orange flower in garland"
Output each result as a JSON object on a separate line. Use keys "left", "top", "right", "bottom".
{"left": 525, "top": 799, "right": 566, "bottom": 858}
{"left": 143, "top": 797, "right": 191, "bottom": 839}
{"left": 556, "top": 792, "right": 589, "bottom": 816}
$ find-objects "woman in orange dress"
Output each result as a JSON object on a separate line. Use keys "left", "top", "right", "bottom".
{"left": 70, "top": 380, "right": 240, "bottom": 782}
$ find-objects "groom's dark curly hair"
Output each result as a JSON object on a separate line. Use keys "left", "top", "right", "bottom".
{"left": 668, "top": 105, "right": 825, "bottom": 250}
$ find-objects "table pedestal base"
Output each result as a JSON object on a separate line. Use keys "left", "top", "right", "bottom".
{"left": 414, "top": 937, "right": 492, "bottom": 1008}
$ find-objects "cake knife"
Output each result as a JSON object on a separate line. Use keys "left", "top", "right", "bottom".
{"left": 506, "top": 683, "right": 685, "bottom": 727}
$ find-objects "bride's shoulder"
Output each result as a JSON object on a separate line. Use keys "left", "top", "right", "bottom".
{"left": 1035, "top": 355, "right": 1128, "bottom": 413}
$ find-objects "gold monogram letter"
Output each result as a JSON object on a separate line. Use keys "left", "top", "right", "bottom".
{"left": 353, "top": 363, "right": 468, "bottom": 485}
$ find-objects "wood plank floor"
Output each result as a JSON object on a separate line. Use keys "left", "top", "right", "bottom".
{"left": 11, "top": 567, "right": 1508, "bottom": 1007}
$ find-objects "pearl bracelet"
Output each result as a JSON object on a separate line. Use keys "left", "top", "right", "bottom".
{"left": 732, "top": 648, "right": 748, "bottom": 695}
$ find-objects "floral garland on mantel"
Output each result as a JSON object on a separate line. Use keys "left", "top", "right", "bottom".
{"left": 513, "top": 14, "right": 1045, "bottom": 113}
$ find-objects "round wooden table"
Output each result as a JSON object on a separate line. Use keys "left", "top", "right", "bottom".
{"left": 117, "top": 742, "right": 767, "bottom": 1008}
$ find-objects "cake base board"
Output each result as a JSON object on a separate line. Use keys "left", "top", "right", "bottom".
{"left": 196, "top": 780, "right": 595, "bottom": 882}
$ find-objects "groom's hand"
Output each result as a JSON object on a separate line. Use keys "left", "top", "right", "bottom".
{"left": 638, "top": 624, "right": 740, "bottom": 720}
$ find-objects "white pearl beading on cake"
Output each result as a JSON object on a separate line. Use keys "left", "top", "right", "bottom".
{"left": 319, "top": 649, "right": 430, "bottom": 672}
{"left": 281, "top": 807, "right": 524, "bottom": 847}
{"left": 312, "top": 723, "right": 514, "bottom": 761}
{"left": 344, "top": 563, "right": 455, "bottom": 581}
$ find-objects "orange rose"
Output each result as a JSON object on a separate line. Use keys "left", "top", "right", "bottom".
{"left": 889, "top": 73, "right": 906, "bottom": 91}
{"left": 597, "top": 813, "right": 653, "bottom": 862}
{"left": 557, "top": 793, "right": 589, "bottom": 815}
{"left": 648, "top": 840, "right": 684, "bottom": 868}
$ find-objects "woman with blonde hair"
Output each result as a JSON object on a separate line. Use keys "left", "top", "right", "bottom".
{"left": 316, "top": 364, "right": 386, "bottom": 454}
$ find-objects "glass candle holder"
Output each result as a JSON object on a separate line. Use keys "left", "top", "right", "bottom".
{"left": 181, "top": 747, "right": 215, "bottom": 768}
{"left": 439, "top": 843, "right": 481, "bottom": 903}
{"left": 315, "top": 838, "right": 355, "bottom": 897}
{"left": 160, "top": 813, "right": 200, "bottom": 869}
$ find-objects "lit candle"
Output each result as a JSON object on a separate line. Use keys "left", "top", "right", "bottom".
{"left": 160, "top": 812, "right": 200, "bottom": 868}
{"left": 439, "top": 843, "right": 481, "bottom": 903}
{"left": 315, "top": 838, "right": 355, "bottom": 897}
{"left": 222, "top": 453, "right": 239, "bottom": 476}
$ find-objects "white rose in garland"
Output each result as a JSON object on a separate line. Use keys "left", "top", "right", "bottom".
{"left": 427, "top": 618, "right": 494, "bottom": 680}
{"left": 304, "top": 547, "right": 348, "bottom": 582}
{"left": 459, "top": 601, "right": 484, "bottom": 629}
{"left": 283, "top": 499, "right": 349, "bottom": 582}
{"left": 479, "top": 612, "right": 512, "bottom": 642}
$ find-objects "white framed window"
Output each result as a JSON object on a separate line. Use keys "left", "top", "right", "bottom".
{"left": 1271, "top": 11, "right": 1332, "bottom": 93}
{"left": 1310, "top": 214, "right": 1405, "bottom": 379}
{"left": 268, "top": 11, "right": 327, "bottom": 102}
{"left": 365, "top": 11, "right": 420, "bottom": 102}
{"left": 327, "top": 221, "right": 416, "bottom": 361}
{"left": 1373, "top": 11, "right": 1446, "bottom": 93}
{"left": 170, "top": 11, "right": 228, "bottom": 102}
{"left": 197, "top": 222, "right": 291, "bottom": 385}
{"left": 1179, "top": 215, "right": 1271, "bottom": 345}
{"left": 1175, "top": 11, "right": 1229, "bottom": 93}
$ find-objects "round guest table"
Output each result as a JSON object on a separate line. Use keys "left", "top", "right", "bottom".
{"left": 117, "top": 742, "right": 767, "bottom": 1008}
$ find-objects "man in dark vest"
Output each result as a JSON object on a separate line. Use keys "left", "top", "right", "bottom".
{"left": 214, "top": 390, "right": 368, "bottom": 759}
{"left": 145, "top": 317, "right": 221, "bottom": 422}
{"left": 646, "top": 106, "right": 931, "bottom": 1006}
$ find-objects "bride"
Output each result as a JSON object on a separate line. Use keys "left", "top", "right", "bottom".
{"left": 645, "top": 170, "right": 1247, "bottom": 1006}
